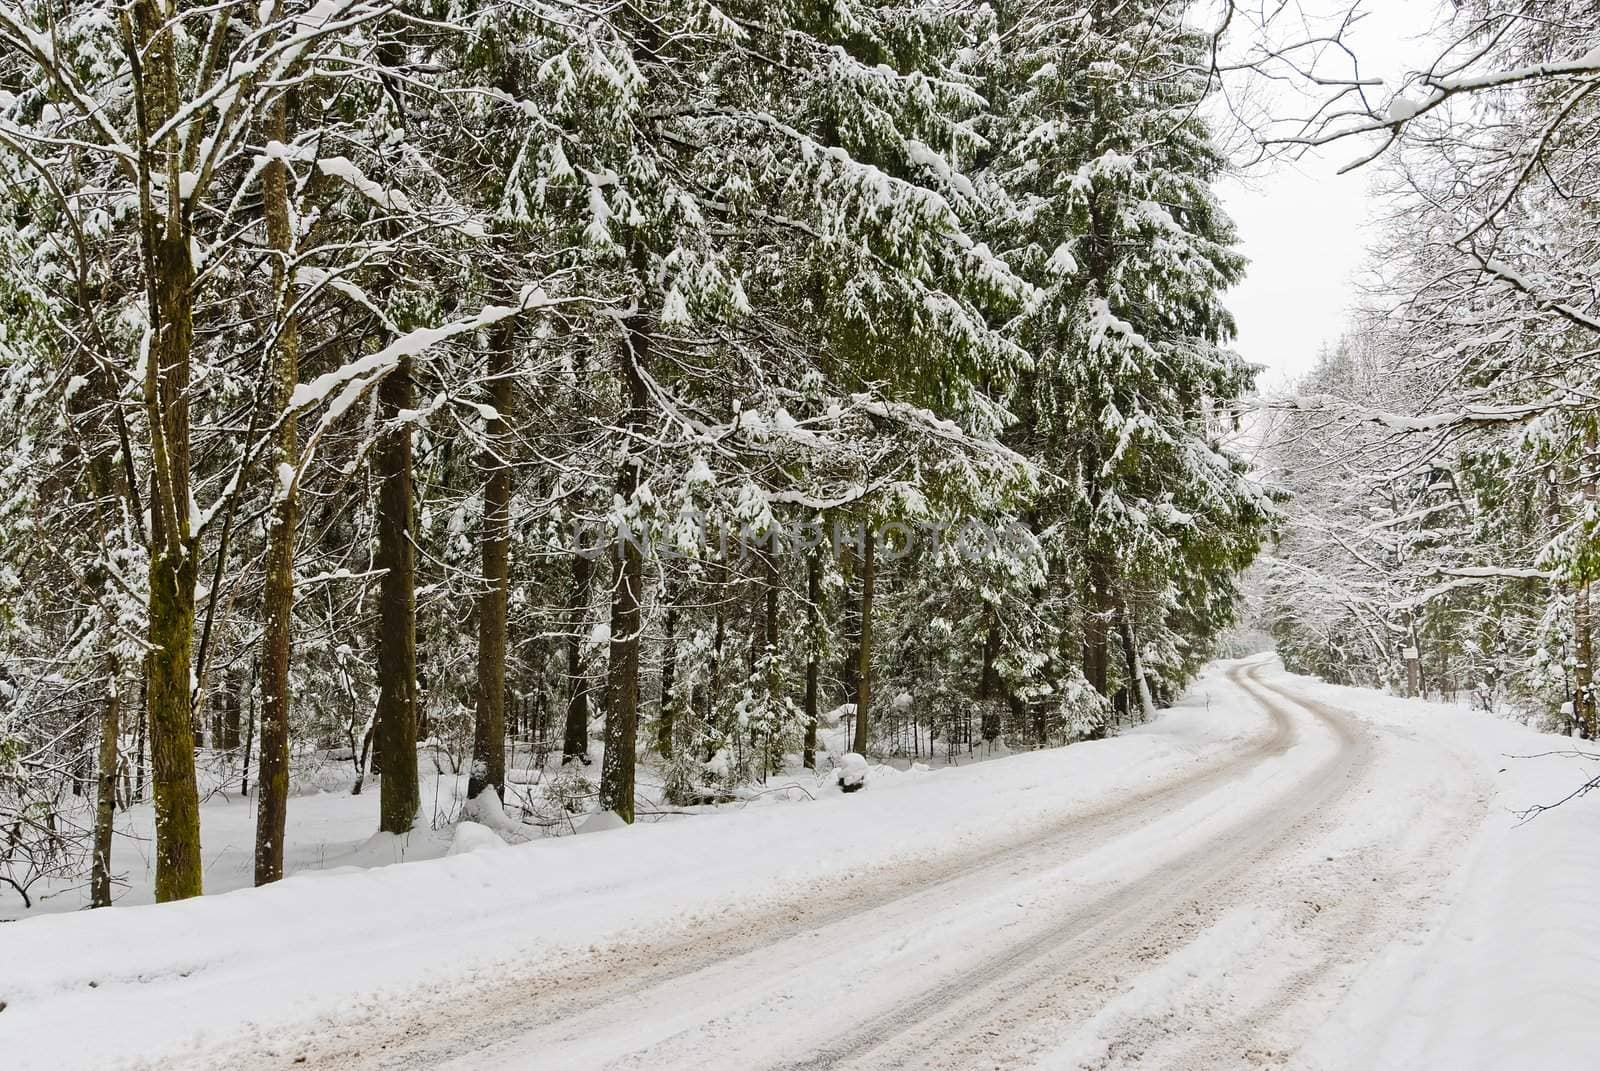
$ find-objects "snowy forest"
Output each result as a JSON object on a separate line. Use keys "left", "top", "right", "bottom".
{"left": 0, "top": 0, "right": 1276, "bottom": 908}
{"left": 0, "top": 0, "right": 1593, "bottom": 972}
{"left": 7, "top": 1, "right": 1600, "bottom": 1068}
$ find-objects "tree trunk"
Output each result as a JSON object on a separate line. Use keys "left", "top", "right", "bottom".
{"left": 803, "top": 551, "right": 820, "bottom": 769}
{"left": 760, "top": 529, "right": 781, "bottom": 777}
{"left": 657, "top": 585, "right": 679, "bottom": 758}
{"left": 254, "top": 90, "right": 300, "bottom": 886}
{"left": 600, "top": 315, "right": 651, "bottom": 822}
{"left": 840, "top": 543, "right": 859, "bottom": 710}
{"left": 852, "top": 525, "right": 875, "bottom": 755}
{"left": 90, "top": 670, "right": 121, "bottom": 908}
{"left": 1578, "top": 586, "right": 1595, "bottom": 738}
{"left": 240, "top": 688, "right": 254, "bottom": 795}
{"left": 706, "top": 589, "right": 726, "bottom": 759}
{"left": 764, "top": 532, "right": 780, "bottom": 657}
{"left": 135, "top": 664, "right": 148, "bottom": 804}
{"left": 1084, "top": 554, "right": 1111, "bottom": 698}
{"left": 1404, "top": 615, "right": 1422, "bottom": 699}
{"left": 1116, "top": 595, "right": 1156, "bottom": 721}
{"left": 147, "top": 532, "right": 200, "bottom": 900}
{"left": 470, "top": 324, "right": 515, "bottom": 801}
{"left": 221, "top": 675, "right": 240, "bottom": 750}
{"left": 562, "top": 551, "right": 595, "bottom": 763}
{"left": 979, "top": 608, "right": 1001, "bottom": 742}
{"left": 130, "top": 0, "right": 202, "bottom": 906}
{"left": 374, "top": 360, "right": 420, "bottom": 833}
{"left": 1577, "top": 427, "right": 1598, "bottom": 738}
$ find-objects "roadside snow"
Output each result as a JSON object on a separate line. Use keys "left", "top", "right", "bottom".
{"left": 1289, "top": 670, "right": 1600, "bottom": 1071}
{"left": 2, "top": 764, "right": 471, "bottom": 917}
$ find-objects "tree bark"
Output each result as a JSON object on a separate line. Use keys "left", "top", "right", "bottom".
{"left": 1578, "top": 586, "right": 1595, "bottom": 737}
{"left": 979, "top": 608, "right": 1001, "bottom": 742}
{"left": 127, "top": 0, "right": 203, "bottom": 901}
{"left": 222, "top": 677, "right": 240, "bottom": 750}
{"left": 803, "top": 551, "right": 820, "bottom": 769}
{"left": 852, "top": 525, "right": 875, "bottom": 755}
{"left": 562, "top": 551, "right": 595, "bottom": 763}
{"left": 1577, "top": 426, "right": 1598, "bottom": 738}
{"left": 1084, "top": 553, "right": 1111, "bottom": 698}
{"left": 706, "top": 586, "right": 726, "bottom": 759}
{"left": 374, "top": 360, "right": 420, "bottom": 833}
{"left": 90, "top": 669, "right": 121, "bottom": 908}
{"left": 254, "top": 89, "right": 300, "bottom": 885}
{"left": 147, "top": 513, "right": 200, "bottom": 900}
{"left": 657, "top": 585, "right": 679, "bottom": 758}
{"left": 758, "top": 529, "right": 782, "bottom": 778}
{"left": 600, "top": 316, "right": 651, "bottom": 821}
{"left": 469, "top": 324, "right": 515, "bottom": 800}
{"left": 1116, "top": 595, "right": 1156, "bottom": 721}
{"left": 839, "top": 543, "right": 859, "bottom": 710}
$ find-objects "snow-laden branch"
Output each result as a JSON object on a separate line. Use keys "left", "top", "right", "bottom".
{"left": 1472, "top": 257, "right": 1600, "bottom": 339}
{"left": 288, "top": 285, "right": 556, "bottom": 414}
{"left": 0, "top": 4, "right": 136, "bottom": 168}
{"left": 1248, "top": 393, "right": 1565, "bottom": 433}
{"left": 285, "top": 286, "right": 580, "bottom": 497}
{"left": 1247, "top": 20, "right": 1600, "bottom": 172}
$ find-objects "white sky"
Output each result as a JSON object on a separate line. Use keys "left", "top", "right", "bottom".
{"left": 1217, "top": 2, "right": 1443, "bottom": 390}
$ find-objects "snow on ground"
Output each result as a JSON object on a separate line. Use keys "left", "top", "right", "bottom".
{"left": 3, "top": 757, "right": 471, "bottom": 917}
{"left": 3, "top": 658, "right": 1599, "bottom": 1070}
{"left": 0, "top": 664, "right": 1265, "bottom": 1069}
{"left": 1287, "top": 670, "right": 1600, "bottom": 1071}
{"left": 3, "top": 708, "right": 1025, "bottom": 919}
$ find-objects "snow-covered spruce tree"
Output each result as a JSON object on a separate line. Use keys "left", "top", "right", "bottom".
{"left": 0, "top": 0, "right": 1299, "bottom": 904}
{"left": 495, "top": 0, "right": 1033, "bottom": 819}
{"left": 980, "top": 0, "right": 1271, "bottom": 726}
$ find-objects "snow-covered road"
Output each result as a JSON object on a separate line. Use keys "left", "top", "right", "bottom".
{"left": 8, "top": 656, "right": 1599, "bottom": 1069}
{"left": 337, "top": 659, "right": 1478, "bottom": 1071}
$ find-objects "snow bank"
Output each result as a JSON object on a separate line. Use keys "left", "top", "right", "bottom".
{"left": 446, "top": 821, "right": 506, "bottom": 856}
{"left": 1282, "top": 669, "right": 1600, "bottom": 1071}
{"left": 0, "top": 664, "right": 1271, "bottom": 1070}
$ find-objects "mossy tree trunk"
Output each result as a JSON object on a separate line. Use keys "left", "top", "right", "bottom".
{"left": 147, "top": 501, "right": 200, "bottom": 900}
{"left": 128, "top": 0, "right": 203, "bottom": 899}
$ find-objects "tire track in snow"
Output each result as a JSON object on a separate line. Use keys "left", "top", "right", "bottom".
{"left": 827, "top": 667, "right": 1483, "bottom": 1071}
{"left": 420, "top": 662, "right": 1333, "bottom": 1071}
{"left": 775, "top": 663, "right": 1372, "bottom": 1071}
